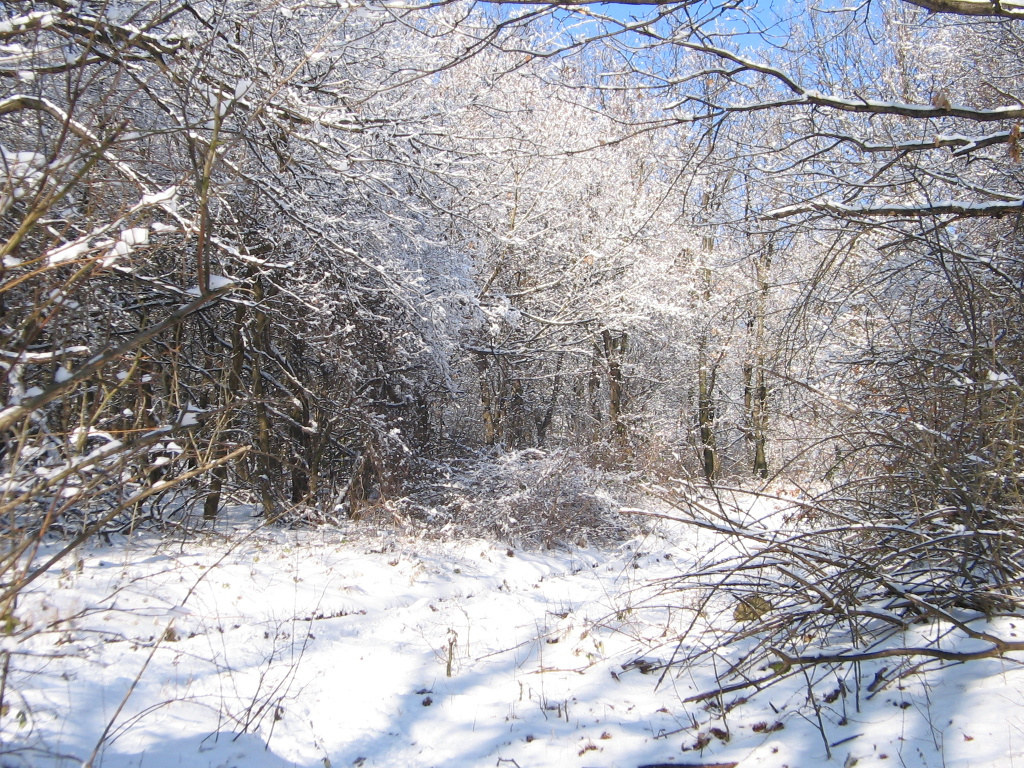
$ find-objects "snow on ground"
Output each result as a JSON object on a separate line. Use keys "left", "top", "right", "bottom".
{"left": 4, "top": 496, "right": 1024, "bottom": 768}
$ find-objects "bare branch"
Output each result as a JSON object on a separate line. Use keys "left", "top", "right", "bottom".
{"left": 0, "top": 287, "right": 232, "bottom": 434}
{"left": 815, "top": 129, "right": 1015, "bottom": 156}
{"left": 772, "top": 639, "right": 1024, "bottom": 667}
{"left": 671, "top": 42, "right": 1024, "bottom": 122}
{"left": 903, "top": 0, "right": 1024, "bottom": 19}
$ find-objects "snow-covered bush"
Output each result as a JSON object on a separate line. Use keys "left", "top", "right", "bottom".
{"left": 370, "top": 449, "right": 641, "bottom": 548}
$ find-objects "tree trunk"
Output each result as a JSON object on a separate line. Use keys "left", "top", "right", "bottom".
{"left": 251, "top": 277, "right": 277, "bottom": 518}
{"left": 697, "top": 357, "right": 718, "bottom": 481}
{"left": 289, "top": 393, "right": 311, "bottom": 504}
{"left": 602, "top": 330, "right": 628, "bottom": 444}
{"left": 202, "top": 302, "right": 248, "bottom": 521}
{"left": 536, "top": 353, "right": 564, "bottom": 447}
{"left": 476, "top": 356, "right": 498, "bottom": 446}
{"left": 696, "top": 259, "right": 718, "bottom": 482}
{"left": 747, "top": 242, "right": 772, "bottom": 479}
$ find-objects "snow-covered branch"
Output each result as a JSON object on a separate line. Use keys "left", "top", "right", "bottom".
{"left": 904, "top": 0, "right": 1024, "bottom": 19}
{"left": 768, "top": 198, "right": 1024, "bottom": 219}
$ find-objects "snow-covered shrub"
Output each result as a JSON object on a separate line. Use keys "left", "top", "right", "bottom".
{"left": 643, "top": 474, "right": 1024, "bottom": 712}
{"left": 378, "top": 449, "right": 641, "bottom": 548}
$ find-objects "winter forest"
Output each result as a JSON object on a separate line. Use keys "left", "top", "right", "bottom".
{"left": 3, "top": 0, "right": 1024, "bottom": 765}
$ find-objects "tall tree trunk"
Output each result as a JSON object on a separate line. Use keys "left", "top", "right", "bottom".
{"left": 476, "top": 356, "right": 498, "bottom": 446}
{"left": 693, "top": 186, "right": 725, "bottom": 482}
{"left": 251, "top": 277, "right": 277, "bottom": 518}
{"left": 746, "top": 242, "right": 772, "bottom": 479}
{"left": 289, "top": 393, "right": 311, "bottom": 504}
{"left": 588, "top": 343, "right": 603, "bottom": 431}
{"left": 752, "top": 369, "right": 768, "bottom": 479}
{"left": 602, "top": 329, "right": 628, "bottom": 444}
{"left": 697, "top": 354, "right": 718, "bottom": 481}
{"left": 696, "top": 258, "right": 718, "bottom": 482}
{"left": 202, "top": 302, "right": 248, "bottom": 521}
{"left": 536, "top": 353, "right": 564, "bottom": 447}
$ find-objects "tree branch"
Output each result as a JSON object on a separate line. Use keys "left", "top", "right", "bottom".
{"left": 814, "top": 129, "right": 1015, "bottom": 156}
{"left": 0, "top": 287, "right": 231, "bottom": 434}
{"left": 903, "top": 0, "right": 1024, "bottom": 19}
{"left": 772, "top": 639, "right": 1024, "bottom": 667}
{"left": 768, "top": 198, "right": 1024, "bottom": 219}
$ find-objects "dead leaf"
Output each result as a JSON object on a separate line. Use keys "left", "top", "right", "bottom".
{"left": 931, "top": 90, "right": 952, "bottom": 110}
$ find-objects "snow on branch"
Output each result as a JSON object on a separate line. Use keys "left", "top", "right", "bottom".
{"left": 816, "top": 129, "right": 1017, "bottom": 157}
{"left": 0, "top": 287, "right": 232, "bottom": 435}
{"left": 0, "top": 11, "right": 55, "bottom": 39}
{"left": 904, "top": 0, "right": 1024, "bottom": 19}
{"left": 671, "top": 42, "right": 1024, "bottom": 123}
{"left": 768, "top": 198, "right": 1024, "bottom": 219}
{"left": 802, "top": 92, "right": 1024, "bottom": 122}
{"left": 483, "top": 0, "right": 692, "bottom": 4}
{"left": 0, "top": 94, "right": 148, "bottom": 187}
{"left": 481, "top": 0, "right": 1024, "bottom": 16}
{"left": 49, "top": 7, "right": 188, "bottom": 57}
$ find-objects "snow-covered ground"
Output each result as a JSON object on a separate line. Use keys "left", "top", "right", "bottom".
{"left": 5, "top": 500, "right": 1024, "bottom": 768}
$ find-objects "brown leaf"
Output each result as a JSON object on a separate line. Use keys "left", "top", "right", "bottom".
{"left": 931, "top": 90, "right": 952, "bottom": 110}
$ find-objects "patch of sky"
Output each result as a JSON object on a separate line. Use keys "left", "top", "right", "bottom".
{"left": 553, "top": 0, "right": 800, "bottom": 56}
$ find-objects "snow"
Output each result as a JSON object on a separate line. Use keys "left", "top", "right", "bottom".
{"left": 234, "top": 79, "right": 254, "bottom": 100}
{"left": 46, "top": 239, "right": 91, "bottom": 265}
{"left": 1, "top": 346, "right": 90, "bottom": 364}
{"left": 120, "top": 227, "right": 149, "bottom": 247}
{"left": 987, "top": 370, "right": 1015, "bottom": 384}
{"left": 0, "top": 147, "right": 45, "bottom": 168}
{"left": 4, "top": 498, "right": 1024, "bottom": 768}
{"left": 208, "top": 274, "right": 235, "bottom": 290}
{"left": 138, "top": 186, "right": 178, "bottom": 212}
{"left": 0, "top": 12, "right": 55, "bottom": 34}
{"left": 179, "top": 402, "right": 205, "bottom": 427}
{"left": 185, "top": 276, "right": 234, "bottom": 295}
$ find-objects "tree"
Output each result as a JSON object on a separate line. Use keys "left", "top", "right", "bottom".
{"left": 0, "top": 0, "right": 508, "bottom": 727}
{"left": 434, "top": 0, "right": 1023, "bottom": 701}
{"left": 553, "top": 0, "right": 1024, "bottom": 678}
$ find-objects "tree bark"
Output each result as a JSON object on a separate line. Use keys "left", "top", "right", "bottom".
{"left": 602, "top": 329, "right": 628, "bottom": 444}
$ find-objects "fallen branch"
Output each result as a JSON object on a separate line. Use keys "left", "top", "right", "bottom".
{"left": 771, "top": 639, "right": 1024, "bottom": 668}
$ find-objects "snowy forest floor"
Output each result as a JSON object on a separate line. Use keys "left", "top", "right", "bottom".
{"left": 5, "top": 494, "right": 1024, "bottom": 768}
